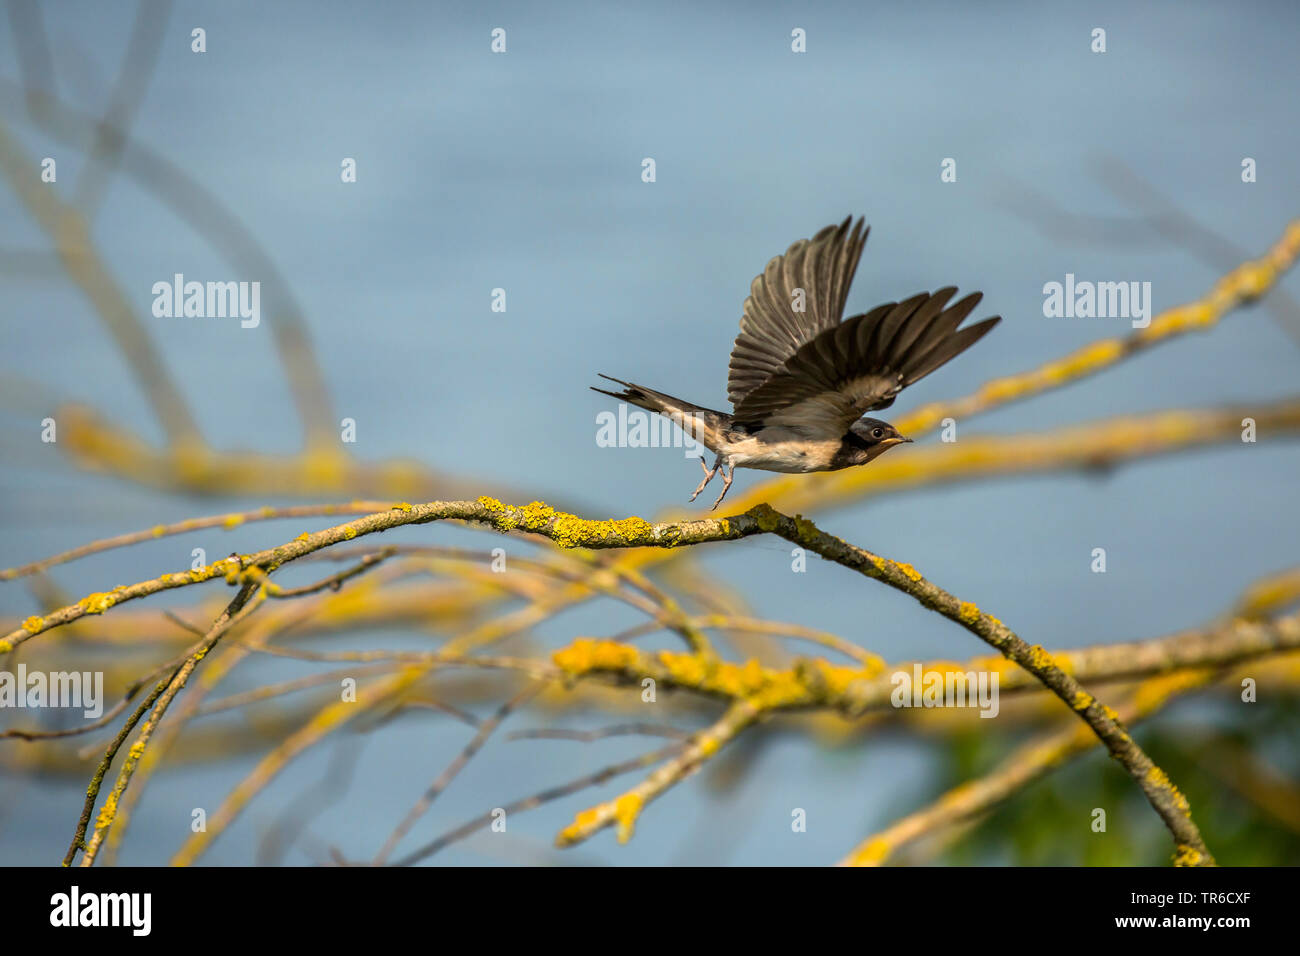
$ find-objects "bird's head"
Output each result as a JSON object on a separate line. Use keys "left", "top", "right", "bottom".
{"left": 846, "top": 417, "right": 913, "bottom": 464}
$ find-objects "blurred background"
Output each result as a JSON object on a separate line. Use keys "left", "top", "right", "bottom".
{"left": 1, "top": 0, "right": 1298, "bottom": 865}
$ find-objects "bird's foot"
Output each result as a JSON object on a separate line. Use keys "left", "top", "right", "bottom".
{"left": 689, "top": 456, "right": 718, "bottom": 502}
{"left": 709, "top": 466, "right": 734, "bottom": 510}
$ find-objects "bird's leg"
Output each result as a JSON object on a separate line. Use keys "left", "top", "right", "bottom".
{"left": 689, "top": 455, "right": 721, "bottom": 502}
{"left": 710, "top": 463, "right": 734, "bottom": 511}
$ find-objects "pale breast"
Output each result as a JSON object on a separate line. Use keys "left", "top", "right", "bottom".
{"left": 716, "top": 430, "right": 842, "bottom": 474}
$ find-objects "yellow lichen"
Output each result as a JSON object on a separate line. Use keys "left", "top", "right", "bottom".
{"left": 658, "top": 649, "right": 710, "bottom": 686}
{"left": 749, "top": 503, "right": 781, "bottom": 533}
{"left": 1025, "top": 644, "right": 1056, "bottom": 671}
{"left": 476, "top": 496, "right": 520, "bottom": 532}
{"left": 981, "top": 377, "right": 1026, "bottom": 401}
{"left": 556, "top": 805, "right": 604, "bottom": 846}
{"left": 747, "top": 668, "right": 810, "bottom": 709}
{"left": 301, "top": 448, "right": 347, "bottom": 488}
{"left": 94, "top": 792, "right": 119, "bottom": 830}
{"left": 848, "top": 837, "right": 891, "bottom": 866}
{"left": 552, "top": 638, "right": 641, "bottom": 675}
{"left": 1173, "top": 844, "right": 1203, "bottom": 867}
{"left": 517, "top": 500, "right": 554, "bottom": 528}
{"left": 548, "top": 510, "right": 653, "bottom": 550}
{"left": 1048, "top": 339, "right": 1124, "bottom": 381}
{"left": 222, "top": 514, "right": 244, "bottom": 529}
{"left": 22, "top": 615, "right": 44, "bottom": 633}
{"left": 613, "top": 792, "right": 644, "bottom": 843}
{"left": 974, "top": 655, "right": 1019, "bottom": 677}
{"left": 80, "top": 592, "right": 115, "bottom": 615}
{"left": 893, "top": 561, "right": 922, "bottom": 583}
{"left": 792, "top": 515, "right": 819, "bottom": 543}
{"left": 736, "top": 658, "right": 767, "bottom": 694}
{"left": 1145, "top": 766, "right": 1191, "bottom": 813}
{"left": 808, "top": 659, "right": 880, "bottom": 697}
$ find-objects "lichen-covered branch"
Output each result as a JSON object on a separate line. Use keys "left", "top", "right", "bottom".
{"left": 742, "top": 505, "right": 1217, "bottom": 865}
{"left": 6, "top": 486, "right": 1228, "bottom": 864}
{"left": 840, "top": 668, "right": 1221, "bottom": 866}
{"left": 0, "top": 501, "right": 402, "bottom": 581}
{"left": 10, "top": 395, "right": 1299, "bottom": 657}
{"left": 838, "top": 610, "right": 1300, "bottom": 714}
{"left": 554, "top": 700, "right": 761, "bottom": 847}
{"left": 73, "top": 582, "right": 263, "bottom": 866}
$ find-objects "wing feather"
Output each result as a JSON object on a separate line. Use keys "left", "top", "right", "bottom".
{"left": 727, "top": 217, "right": 869, "bottom": 407}
{"left": 732, "top": 290, "right": 1000, "bottom": 438}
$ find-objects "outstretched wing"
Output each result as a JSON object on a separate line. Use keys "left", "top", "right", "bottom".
{"left": 731, "top": 288, "right": 1000, "bottom": 439}
{"left": 727, "top": 216, "right": 869, "bottom": 409}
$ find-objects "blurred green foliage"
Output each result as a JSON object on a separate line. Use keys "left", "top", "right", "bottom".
{"left": 911, "top": 695, "right": 1300, "bottom": 865}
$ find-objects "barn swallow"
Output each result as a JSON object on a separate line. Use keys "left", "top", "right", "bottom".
{"left": 592, "top": 216, "right": 1000, "bottom": 509}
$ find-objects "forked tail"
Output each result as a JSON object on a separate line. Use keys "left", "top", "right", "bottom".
{"left": 590, "top": 374, "right": 732, "bottom": 449}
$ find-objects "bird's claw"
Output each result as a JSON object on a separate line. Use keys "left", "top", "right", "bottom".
{"left": 690, "top": 456, "right": 718, "bottom": 502}
{"left": 709, "top": 466, "right": 733, "bottom": 510}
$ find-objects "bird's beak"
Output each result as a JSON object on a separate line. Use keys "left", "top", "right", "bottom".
{"left": 898, "top": 435, "right": 913, "bottom": 443}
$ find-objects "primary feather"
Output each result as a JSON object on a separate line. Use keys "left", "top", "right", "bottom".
{"left": 727, "top": 219, "right": 1000, "bottom": 439}
{"left": 727, "top": 216, "right": 869, "bottom": 408}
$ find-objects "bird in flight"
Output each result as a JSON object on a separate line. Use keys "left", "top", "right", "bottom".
{"left": 592, "top": 216, "right": 1000, "bottom": 509}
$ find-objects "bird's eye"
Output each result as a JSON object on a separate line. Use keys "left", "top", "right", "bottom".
{"left": 871, "top": 428, "right": 884, "bottom": 439}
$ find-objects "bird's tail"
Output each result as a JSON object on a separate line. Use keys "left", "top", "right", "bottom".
{"left": 590, "top": 374, "right": 683, "bottom": 413}
{"left": 590, "top": 374, "right": 731, "bottom": 448}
